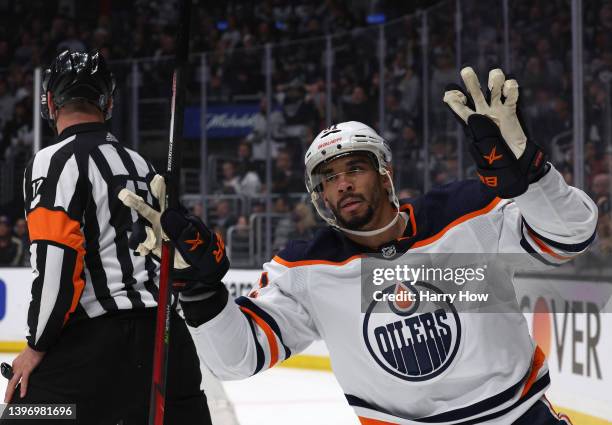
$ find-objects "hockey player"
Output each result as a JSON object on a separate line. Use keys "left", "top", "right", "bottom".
{"left": 120, "top": 68, "right": 597, "bottom": 424}
{"left": 1, "top": 50, "right": 211, "bottom": 425}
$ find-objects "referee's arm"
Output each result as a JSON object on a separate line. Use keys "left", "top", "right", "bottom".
{"left": 23, "top": 152, "right": 86, "bottom": 352}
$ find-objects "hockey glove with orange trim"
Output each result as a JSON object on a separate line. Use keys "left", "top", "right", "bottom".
{"left": 444, "top": 67, "right": 549, "bottom": 199}
{"left": 118, "top": 175, "right": 229, "bottom": 301}
{"left": 160, "top": 208, "right": 230, "bottom": 297}
{"left": 161, "top": 208, "right": 230, "bottom": 326}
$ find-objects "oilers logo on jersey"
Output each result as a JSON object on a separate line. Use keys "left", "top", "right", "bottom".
{"left": 363, "top": 281, "right": 461, "bottom": 382}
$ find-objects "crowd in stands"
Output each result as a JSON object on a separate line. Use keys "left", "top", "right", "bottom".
{"left": 0, "top": 215, "right": 29, "bottom": 266}
{"left": 0, "top": 0, "right": 611, "bottom": 267}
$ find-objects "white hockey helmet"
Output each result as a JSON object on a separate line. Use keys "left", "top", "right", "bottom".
{"left": 304, "top": 121, "right": 400, "bottom": 236}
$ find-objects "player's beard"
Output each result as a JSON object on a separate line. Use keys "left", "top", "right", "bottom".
{"left": 331, "top": 185, "right": 382, "bottom": 231}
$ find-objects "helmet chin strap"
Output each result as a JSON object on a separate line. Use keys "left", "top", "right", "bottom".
{"left": 338, "top": 209, "right": 402, "bottom": 236}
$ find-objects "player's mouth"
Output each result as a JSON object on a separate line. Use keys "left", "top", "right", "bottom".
{"left": 339, "top": 197, "right": 363, "bottom": 213}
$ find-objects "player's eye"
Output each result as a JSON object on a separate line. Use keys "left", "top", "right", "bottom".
{"left": 325, "top": 174, "right": 338, "bottom": 183}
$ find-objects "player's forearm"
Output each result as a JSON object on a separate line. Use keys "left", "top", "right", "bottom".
{"left": 514, "top": 164, "right": 597, "bottom": 245}
{"left": 185, "top": 296, "right": 264, "bottom": 380}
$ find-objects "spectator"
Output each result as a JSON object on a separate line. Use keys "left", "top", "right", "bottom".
{"left": 227, "top": 215, "right": 251, "bottom": 265}
{"left": 272, "top": 196, "right": 293, "bottom": 252}
{"left": 272, "top": 149, "right": 304, "bottom": 193}
{"left": 382, "top": 89, "right": 406, "bottom": 149}
{"left": 237, "top": 140, "right": 263, "bottom": 179}
{"left": 396, "top": 123, "right": 424, "bottom": 189}
{"left": 0, "top": 40, "right": 10, "bottom": 68}
{"left": 536, "top": 38, "right": 564, "bottom": 82}
{"left": 586, "top": 80, "right": 607, "bottom": 144}
{"left": 546, "top": 98, "right": 572, "bottom": 151}
{"left": 2, "top": 98, "right": 33, "bottom": 159}
{"left": 560, "top": 166, "right": 574, "bottom": 185}
{"left": 305, "top": 78, "right": 327, "bottom": 123}
{"left": 276, "top": 80, "right": 320, "bottom": 146}
{"left": 13, "top": 31, "right": 36, "bottom": 67}
{"left": 192, "top": 202, "right": 204, "bottom": 219}
{"left": 249, "top": 97, "right": 285, "bottom": 160}
{"left": 228, "top": 34, "right": 264, "bottom": 95}
{"left": 398, "top": 188, "right": 421, "bottom": 199}
{"left": 221, "top": 15, "right": 242, "bottom": 50}
{"left": 397, "top": 68, "right": 420, "bottom": 117}
{"left": 341, "top": 86, "right": 373, "bottom": 127}
{"left": 587, "top": 196, "right": 612, "bottom": 264}
{"left": 13, "top": 217, "right": 29, "bottom": 266}
{"left": 56, "top": 21, "right": 87, "bottom": 53}
{"left": 521, "top": 57, "right": 549, "bottom": 100}
{"left": 429, "top": 47, "right": 456, "bottom": 126}
{"left": 591, "top": 173, "right": 610, "bottom": 203}
{"left": 0, "top": 215, "right": 23, "bottom": 266}
{"left": 288, "top": 203, "right": 317, "bottom": 240}
{"left": 220, "top": 160, "right": 262, "bottom": 197}
{"left": 251, "top": 200, "right": 265, "bottom": 215}
{"left": 0, "top": 79, "right": 16, "bottom": 130}
{"left": 211, "top": 199, "right": 238, "bottom": 239}
{"left": 221, "top": 161, "right": 240, "bottom": 194}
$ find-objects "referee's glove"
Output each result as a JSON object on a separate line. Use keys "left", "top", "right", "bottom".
{"left": 443, "top": 67, "right": 549, "bottom": 198}
{"left": 118, "top": 175, "right": 229, "bottom": 301}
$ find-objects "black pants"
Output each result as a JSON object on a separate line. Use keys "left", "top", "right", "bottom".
{"left": 1, "top": 309, "right": 212, "bottom": 425}
{"left": 514, "top": 397, "right": 573, "bottom": 424}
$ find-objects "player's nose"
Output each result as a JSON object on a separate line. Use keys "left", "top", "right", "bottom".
{"left": 336, "top": 175, "right": 354, "bottom": 193}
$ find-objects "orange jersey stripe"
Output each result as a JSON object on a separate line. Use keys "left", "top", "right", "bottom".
{"left": 27, "top": 207, "right": 86, "bottom": 324}
{"left": 358, "top": 417, "right": 398, "bottom": 425}
{"left": 521, "top": 345, "right": 546, "bottom": 398}
{"left": 28, "top": 207, "right": 84, "bottom": 251}
{"left": 258, "top": 271, "right": 269, "bottom": 288}
{"left": 399, "top": 203, "right": 417, "bottom": 238}
{"left": 66, "top": 254, "right": 85, "bottom": 324}
{"left": 526, "top": 229, "right": 577, "bottom": 261}
{"left": 273, "top": 254, "right": 365, "bottom": 268}
{"left": 412, "top": 198, "right": 502, "bottom": 249}
{"left": 240, "top": 306, "right": 280, "bottom": 368}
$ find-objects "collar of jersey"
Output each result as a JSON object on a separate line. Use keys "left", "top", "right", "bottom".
{"left": 57, "top": 122, "right": 108, "bottom": 141}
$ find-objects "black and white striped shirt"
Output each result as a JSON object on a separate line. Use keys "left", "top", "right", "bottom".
{"left": 23, "top": 122, "right": 159, "bottom": 351}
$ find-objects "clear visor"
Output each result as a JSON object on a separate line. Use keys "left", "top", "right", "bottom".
{"left": 306, "top": 153, "right": 381, "bottom": 226}
{"left": 307, "top": 152, "right": 378, "bottom": 193}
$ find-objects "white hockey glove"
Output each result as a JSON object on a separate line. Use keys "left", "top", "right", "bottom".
{"left": 118, "top": 174, "right": 189, "bottom": 269}
{"left": 443, "top": 67, "right": 548, "bottom": 198}
{"left": 444, "top": 67, "right": 527, "bottom": 158}
{"left": 118, "top": 175, "right": 230, "bottom": 311}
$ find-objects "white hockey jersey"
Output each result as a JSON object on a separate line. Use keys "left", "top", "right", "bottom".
{"left": 188, "top": 166, "right": 597, "bottom": 424}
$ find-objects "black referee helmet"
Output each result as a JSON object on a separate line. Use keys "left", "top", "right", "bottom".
{"left": 41, "top": 49, "right": 116, "bottom": 122}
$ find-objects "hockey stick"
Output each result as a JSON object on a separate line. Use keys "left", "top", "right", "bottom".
{"left": 149, "top": 0, "right": 192, "bottom": 424}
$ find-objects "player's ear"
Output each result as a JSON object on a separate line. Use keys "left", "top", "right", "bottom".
{"left": 381, "top": 166, "right": 393, "bottom": 188}
{"left": 47, "top": 91, "right": 56, "bottom": 120}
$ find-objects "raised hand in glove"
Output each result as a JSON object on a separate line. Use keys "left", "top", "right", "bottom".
{"left": 443, "top": 67, "right": 549, "bottom": 198}
{"left": 117, "top": 175, "right": 229, "bottom": 303}
{"left": 160, "top": 207, "right": 230, "bottom": 301}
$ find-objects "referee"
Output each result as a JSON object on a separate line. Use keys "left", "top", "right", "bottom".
{"left": 1, "top": 50, "right": 212, "bottom": 425}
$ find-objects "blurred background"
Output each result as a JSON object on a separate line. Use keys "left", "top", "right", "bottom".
{"left": 0, "top": 0, "right": 611, "bottom": 270}
{"left": 0, "top": 1, "right": 611, "bottom": 424}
